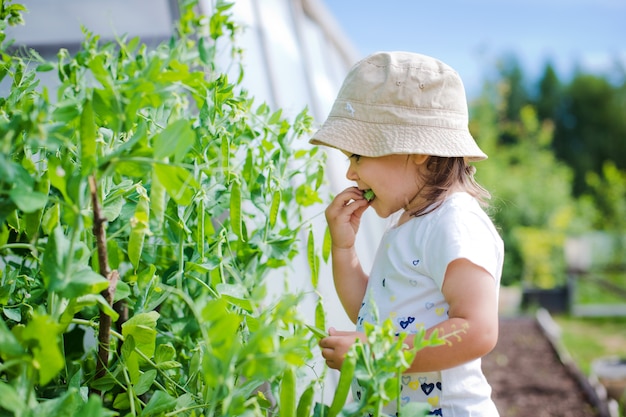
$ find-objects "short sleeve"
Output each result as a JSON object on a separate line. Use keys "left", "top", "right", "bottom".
{"left": 424, "top": 204, "right": 503, "bottom": 288}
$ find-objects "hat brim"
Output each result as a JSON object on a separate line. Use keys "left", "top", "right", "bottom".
{"left": 310, "top": 116, "right": 488, "bottom": 161}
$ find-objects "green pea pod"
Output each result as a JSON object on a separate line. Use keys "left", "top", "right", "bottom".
{"left": 128, "top": 221, "right": 145, "bottom": 269}
{"left": 80, "top": 98, "right": 97, "bottom": 175}
{"left": 229, "top": 179, "right": 243, "bottom": 241}
{"left": 296, "top": 385, "right": 315, "bottom": 417}
{"left": 242, "top": 148, "right": 253, "bottom": 185}
{"left": 221, "top": 136, "right": 230, "bottom": 176}
{"left": 128, "top": 186, "right": 150, "bottom": 269}
{"left": 322, "top": 226, "right": 331, "bottom": 263}
{"left": 315, "top": 165, "right": 324, "bottom": 190}
{"left": 305, "top": 324, "right": 328, "bottom": 340}
{"left": 327, "top": 352, "right": 356, "bottom": 417}
{"left": 150, "top": 171, "right": 166, "bottom": 230}
{"left": 279, "top": 366, "right": 296, "bottom": 417}
{"left": 269, "top": 190, "right": 280, "bottom": 229}
{"left": 314, "top": 301, "right": 326, "bottom": 334}
{"left": 307, "top": 228, "right": 319, "bottom": 288}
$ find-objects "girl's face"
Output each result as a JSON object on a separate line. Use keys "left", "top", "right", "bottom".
{"left": 344, "top": 152, "right": 427, "bottom": 218}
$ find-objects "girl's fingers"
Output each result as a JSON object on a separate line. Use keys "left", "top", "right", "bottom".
{"left": 333, "top": 187, "right": 366, "bottom": 205}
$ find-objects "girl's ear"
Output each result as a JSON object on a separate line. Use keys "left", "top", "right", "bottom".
{"left": 411, "top": 154, "right": 429, "bottom": 165}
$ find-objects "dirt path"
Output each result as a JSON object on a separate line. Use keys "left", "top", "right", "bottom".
{"left": 482, "top": 316, "right": 601, "bottom": 417}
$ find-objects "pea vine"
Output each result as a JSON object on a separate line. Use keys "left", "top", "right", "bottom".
{"left": 0, "top": 1, "right": 441, "bottom": 416}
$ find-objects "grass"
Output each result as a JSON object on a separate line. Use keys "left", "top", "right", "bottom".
{"left": 553, "top": 314, "right": 626, "bottom": 375}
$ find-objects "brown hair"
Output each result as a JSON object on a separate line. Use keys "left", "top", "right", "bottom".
{"left": 410, "top": 156, "right": 491, "bottom": 217}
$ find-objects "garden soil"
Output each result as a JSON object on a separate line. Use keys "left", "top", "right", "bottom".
{"left": 482, "top": 316, "right": 601, "bottom": 417}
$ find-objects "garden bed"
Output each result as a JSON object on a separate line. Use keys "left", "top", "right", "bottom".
{"left": 482, "top": 315, "right": 611, "bottom": 417}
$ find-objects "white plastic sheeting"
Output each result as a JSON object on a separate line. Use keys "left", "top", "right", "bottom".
{"left": 191, "top": 0, "right": 389, "bottom": 325}
{"left": 206, "top": 0, "right": 388, "bottom": 396}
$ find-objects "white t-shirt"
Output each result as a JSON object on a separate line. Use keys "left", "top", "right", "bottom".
{"left": 355, "top": 192, "right": 504, "bottom": 416}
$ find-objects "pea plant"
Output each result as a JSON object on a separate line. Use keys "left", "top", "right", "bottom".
{"left": 0, "top": 1, "right": 441, "bottom": 416}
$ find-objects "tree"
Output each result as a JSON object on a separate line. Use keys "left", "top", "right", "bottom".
{"left": 535, "top": 61, "right": 562, "bottom": 122}
{"left": 471, "top": 76, "right": 581, "bottom": 287}
{"left": 496, "top": 54, "right": 529, "bottom": 127}
{"left": 552, "top": 73, "right": 626, "bottom": 195}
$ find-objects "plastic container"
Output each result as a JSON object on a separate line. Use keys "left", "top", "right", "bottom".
{"left": 591, "top": 356, "right": 626, "bottom": 402}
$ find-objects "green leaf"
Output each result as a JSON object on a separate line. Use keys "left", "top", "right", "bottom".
{"left": 113, "top": 280, "right": 131, "bottom": 303}
{"left": 121, "top": 333, "right": 136, "bottom": 359}
{"left": 23, "top": 208, "right": 42, "bottom": 240}
{"left": 9, "top": 188, "right": 47, "bottom": 213}
{"left": 2, "top": 306, "right": 21, "bottom": 322}
{"left": 78, "top": 395, "right": 115, "bottom": 417}
{"left": 134, "top": 370, "right": 156, "bottom": 396}
{"left": 59, "top": 294, "right": 119, "bottom": 329}
{"left": 102, "top": 195, "right": 124, "bottom": 222}
{"left": 0, "top": 318, "right": 25, "bottom": 356}
{"left": 400, "top": 401, "right": 432, "bottom": 416}
{"left": 153, "top": 119, "right": 194, "bottom": 161}
{"left": 42, "top": 226, "right": 70, "bottom": 291}
{"left": 141, "top": 390, "right": 177, "bottom": 417}
{"left": 21, "top": 313, "right": 64, "bottom": 385}
{"left": 89, "top": 54, "right": 114, "bottom": 92}
{"left": 94, "top": 295, "right": 120, "bottom": 321}
{"left": 217, "top": 283, "right": 253, "bottom": 312}
{"left": 80, "top": 98, "right": 97, "bottom": 174}
{"left": 154, "top": 164, "right": 197, "bottom": 206}
{"left": 201, "top": 298, "right": 242, "bottom": 357}
{"left": 295, "top": 184, "right": 322, "bottom": 207}
{"left": 31, "top": 388, "right": 83, "bottom": 416}
{"left": 0, "top": 224, "right": 8, "bottom": 247}
{"left": 121, "top": 311, "right": 160, "bottom": 359}
{"left": 52, "top": 102, "right": 80, "bottom": 123}
{"left": 122, "top": 334, "right": 141, "bottom": 384}
{"left": 100, "top": 121, "right": 147, "bottom": 164}
{"left": 155, "top": 343, "right": 176, "bottom": 363}
{"left": 112, "top": 160, "right": 150, "bottom": 178}
{"left": 47, "top": 158, "right": 70, "bottom": 203}
{"left": 269, "top": 109, "right": 283, "bottom": 125}
{"left": 59, "top": 268, "right": 110, "bottom": 298}
{"left": 0, "top": 381, "right": 25, "bottom": 414}
{"left": 112, "top": 392, "right": 130, "bottom": 410}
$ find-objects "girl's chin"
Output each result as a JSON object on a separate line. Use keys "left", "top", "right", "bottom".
{"left": 371, "top": 204, "right": 392, "bottom": 219}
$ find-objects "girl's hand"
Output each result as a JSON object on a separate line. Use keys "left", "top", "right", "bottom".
{"left": 319, "top": 327, "right": 366, "bottom": 370}
{"left": 325, "top": 187, "right": 370, "bottom": 249}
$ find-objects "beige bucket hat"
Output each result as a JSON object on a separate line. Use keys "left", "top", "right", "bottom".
{"left": 310, "top": 51, "right": 487, "bottom": 161}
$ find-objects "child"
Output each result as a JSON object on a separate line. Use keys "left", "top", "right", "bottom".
{"left": 310, "top": 51, "right": 504, "bottom": 416}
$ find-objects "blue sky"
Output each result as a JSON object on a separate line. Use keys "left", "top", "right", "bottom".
{"left": 323, "top": 0, "right": 626, "bottom": 98}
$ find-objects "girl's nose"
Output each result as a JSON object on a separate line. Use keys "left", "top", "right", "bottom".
{"left": 345, "top": 163, "right": 358, "bottom": 181}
